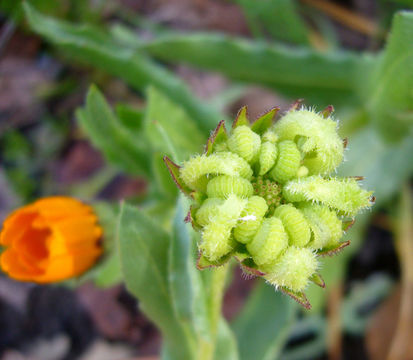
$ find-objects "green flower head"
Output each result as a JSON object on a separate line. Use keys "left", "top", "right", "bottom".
{"left": 165, "top": 103, "right": 374, "bottom": 309}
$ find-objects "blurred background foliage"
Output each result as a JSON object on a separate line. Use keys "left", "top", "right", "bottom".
{"left": 0, "top": 0, "right": 412, "bottom": 359}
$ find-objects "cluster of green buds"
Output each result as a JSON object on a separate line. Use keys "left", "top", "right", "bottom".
{"left": 164, "top": 103, "right": 374, "bottom": 308}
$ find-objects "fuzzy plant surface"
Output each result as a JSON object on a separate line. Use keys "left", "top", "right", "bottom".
{"left": 164, "top": 103, "right": 374, "bottom": 308}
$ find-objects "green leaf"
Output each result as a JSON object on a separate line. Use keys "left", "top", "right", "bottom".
{"left": 365, "top": 11, "right": 413, "bottom": 141}
{"left": 115, "top": 103, "right": 145, "bottom": 132}
{"left": 139, "top": 33, "right": 372, "bottom": 105}
{"left": 338, "top": 127, "right": 413, "bottom": 207}
{"left": 163, "top": 156, "right": 192, "bottom": 197}
{"left": 145, "top": 87, "right": 206, "bottom": 162}
{"left": 232, "top": 281, "right": 296, "bottom": 360}
{"left": 94, "top": 251, "right": 122, "bottom": 287}
{"left": 77, "top": 202, "right": 123, "bottom": 288}
{"left": 24, "top": 3, "right": 221, "bottom": 133}
{"left": 214, "top": 319, "right": 239, "bottom": 360}
{"left": 152, "top": 152, "right": 179, "bottom": 198}
{"left": 251, "top": 107, "right": 279, "bottom": 134}
{"left": 118, "top": 203, "right": 196, "bottom": 359}
{"left": 169, "top": 197, "right": 211, "bottom": 341}
{"left": 76, "top": 85, "right": 151, "bottom": 175}
{"left": 169, "top": 198, "right": 195, "bottom": 321}
{"left": 234, "top": 0, "right": 310, "bottom": 45}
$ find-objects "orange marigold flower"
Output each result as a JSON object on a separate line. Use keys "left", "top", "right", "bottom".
{"left": 0, "top": 196, "right": 102, "bottom": 283}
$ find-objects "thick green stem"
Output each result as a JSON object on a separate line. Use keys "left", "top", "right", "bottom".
{"left": 198, "top": 263, "right": 230, "bottom": 360}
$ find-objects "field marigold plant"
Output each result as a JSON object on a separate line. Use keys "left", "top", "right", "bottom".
{"left": 0, "top": 196, "right": 102, "bottom": 283}
{"left": 165, "top": 104, "right": 374, "bottom": 308}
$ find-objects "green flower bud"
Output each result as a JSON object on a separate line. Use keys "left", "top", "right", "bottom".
{"left": 283, "top": 176, "right": 374, "bottom": 217}
{"left": 247, "top": 217, "right": 288, "bottom": 266}
{"left": 258, "top": 141, "right": 278, "bottom": 176}
{"left": 264, "top": 246, "right": 318, "bottom": 292}
{"left": 195, "top": 198, "right": 224, "bottom": 227}
{"left": 206, "top": 175, "right": 253, "bottom": 199}
{"left": 273, "top": 204, "right": 311, "bottom": 247}
{"left": 233, "top": 196, "right": 268, "bottom": 244}
{"left": 165, "top": 104, "right": 374, "bottom": 309}
{"left": 200, "top": 194, "right": 247, "bottom": 261}
{"left": 273, "top": 108, "right": 343, "bottom": 174}
{"left": 299, "top": 203, "right": 343, "bottom": 249}
{"left": 180, "top": 151, "right": 252, "bottom": 190}
{"left": 228, "top": 125, "right": 261, "bottom": 163}
{"left": 269, "top": 140, "right": 301, "bottom": 183}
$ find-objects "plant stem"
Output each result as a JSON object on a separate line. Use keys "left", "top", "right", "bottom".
{"left": 198, "top": 263, "right": 230, "bottom": 360}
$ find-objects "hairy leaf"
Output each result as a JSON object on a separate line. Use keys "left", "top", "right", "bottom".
{"left": 24, "top": 3, "right": 220, "bottom": 133}
{"left": 365, "top": 11, "right": 413, "bottom": 141}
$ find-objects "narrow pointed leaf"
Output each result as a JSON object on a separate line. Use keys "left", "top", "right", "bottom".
{"left": 138, "top": 32, "right": 371, "bottom": 105}
{"left": 184, "top": 206, "right": 202, "bottom": 231}
{"left": 317, "top": 240, "right": 351, "bottom": 257}
{"left": 233, "top": 106, "right": 249, "bottom": 128}
{"left": 163, "top": 156, "right": 192, "bottom": 196}
{"left": 280, "top": 287, "right": 311, "bottom": 309}
{"left": 205, "top": 120, "right": 228, "bottom": 155}
{"left": 153, "top": 152, "right": 179, "bottom": 198}
{"left": 320, "top": 105, "right": 334, "bottom": 118}
{"left": 310, "top": 272, "right": 326, "bottom": 288}
{"left": 240, "top": 263, "right": 266, "bottom": 277}
{"left": 288, "top": 99, "right": 304, "bottom": 111}
{"left": 238, "top": 257, "right": 266, "bottom": 277}
{"left": 342, "top": 219, "right": 356, "bottom": 231}
{"left": 251, "top": 107, "right": 279, "bottom": 134}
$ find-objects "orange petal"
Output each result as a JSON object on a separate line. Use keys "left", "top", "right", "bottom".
{"left": 13, "top": 224, "right": 50, "bottom": 262}
{"left": 34, "top": 197, "right": 93, "bottom": 222}
{"left": 51, "top": 215, "right": 102, "bottom": 248}
{"left": 33, "top": 248, "right": 101, "bottom": 283}
{"left": 0, "top": 206, "right": 37, "bottom": 246}
{"left": 0, "top": 248, "right": 43, "bottom": 281}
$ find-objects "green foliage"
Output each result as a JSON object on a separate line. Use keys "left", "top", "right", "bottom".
{"left": 214, "top": 319, "right": 239, "bottom": 360}
{"left": 152, "top": 153, "right": 179, "bottom": 198}
{"left": 338, "top": 126, "right": 413, "bottom": 206}
{"left": 365, "top": 11, "right": 413, "bottom": 141}
{"left": 118, "top": 202, "right": 197, "bottom": 359}
{"left": 139, "top": 33, "right": 369, "bottom": 106}
{"left": 89, "top": 202, "right": 123, "bottom": 287}
{"left": 145, "top": 87, "right": 206, "bottom": 163}
{"left": 76, "top": 85, "right": 151, "bottom": 176}
{"left": 232, "top": 281, "right": 296, "bottom": 360}
{"left": 115, "top": 103, "right": 145, "bottom": 132}
{"left": 234, "top": 0, "right": 309, "bottom": 45}
{"left": 118, "top": 198, "right": 239, "bottom": 360}
{"left": 15, "top": 3, "right": 413, "bottom": 360}
{"left": 24, "top": 3, "right": 220, "bottom": 133}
